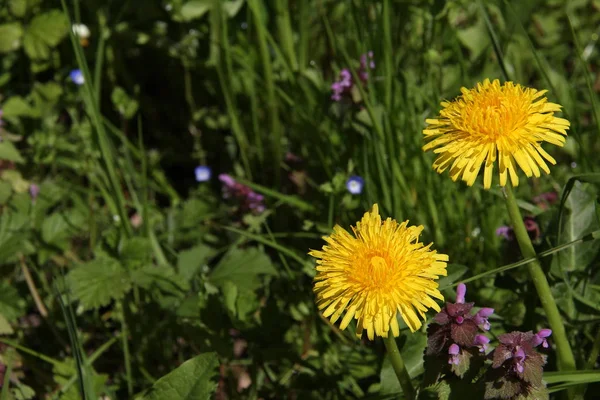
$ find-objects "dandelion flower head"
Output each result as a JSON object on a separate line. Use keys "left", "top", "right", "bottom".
{"left": 309, "top": 204, "right": 448, "bottom": 340}
{"left": 423, "top": 79, "right": 569, "bottom": 189}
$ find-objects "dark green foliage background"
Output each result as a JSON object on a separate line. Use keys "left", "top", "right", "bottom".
{"left": 0, "top": 0, "right": 599, "bottom": 398}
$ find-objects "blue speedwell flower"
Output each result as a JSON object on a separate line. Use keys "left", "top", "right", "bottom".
{"left": 69, "top": 69, "right": 84, "bottom": 85}
{"left": 194, "top": 166, "right": 211, "bottom": 182}
{"left": 346, "top": 176, "right": 364, "bottom": 195}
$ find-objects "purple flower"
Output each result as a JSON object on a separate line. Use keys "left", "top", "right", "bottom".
{"left": 455, "top": 283, "right": 466, "bottom": 304}
{"left": 448, "top": 343, "right": 460, "bottom": 365}
{"left": 533, "top": 191, "right": 558, "bottom": 209}
{"left": 524, "top": 216, "right": 541, "bottom": 240}
{"left": 69, "top": 69, "right": 84, "bottom": 85}
{"left": 346, "top": 176, "right": 364, "bottom": 195}
{"left": 331, "top": 68, "right": 353, "bottom": 101}
{"left": 474, "top": 334, "right": 490, "bottom": 353}
{"left": 194, "top": 166, "right": 211, "bottom": 182}
{"left": 532, "top": 329, "right": 552, "bottom": 348}
{"left": 29, "top": 184, "right": 40, "bottom": 201}
{"left": 219, "top": 174, "right": 265, "bottom": 214}
{"left": 474, "top": 308, "right": 494, "bottom": 331}
{"left": 359, "top": 51, "right": 375, "bottom": 81}
{"left": 495, "top": 225, "right": 514, "bottom": 240}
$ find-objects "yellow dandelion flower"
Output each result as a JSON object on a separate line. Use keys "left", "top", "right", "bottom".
{"left": 309, "top": 204, "right": 448, "bottom": 340}
{"left": 423, "top": 79, "right": 570, "bottom": 189}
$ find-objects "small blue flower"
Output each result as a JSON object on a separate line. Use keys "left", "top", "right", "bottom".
{"left": 195, "top": 166, "right": 211, "bottom": 182}
{"left": 346, "top": 176, "right": 364, "bottom": 195}
{"left": 69, "top": 69, "right": 84, "bottom": 85}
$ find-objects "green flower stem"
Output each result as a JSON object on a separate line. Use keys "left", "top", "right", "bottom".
{"left": 383, "top": 334, "right": 415, "bottom": 399}
{"left": 503, "top": 184, "right": 576, "bottom": 372}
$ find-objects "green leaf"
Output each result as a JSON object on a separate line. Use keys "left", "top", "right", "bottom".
{"left": 180, "top": 1, "right": 212, "bottom": 21}
{"left": 0, "top": 142, "right": 24, "bottom": 163}
{"left": 2, "top": 96, "right": 38, "bottom": 118}
{"left": 0, "top": 282, "right": 25, "bottom": 321}
{"left": 9, "top": 0, "right": 28, "bottom": 17}
{"left": 67, "top": 258, "right": 131, "bottom": 309}
{"left": 111, "top": 87, "right": 139, "bottom": 119}
{"left": 0, "top": 23, "right": 23, "bottom": 53}
{"left": 177, "top": 244, "right": 215, "bottom": 281}
{"left": 120, "top": 237, "right": 153, "bottom": 268}
{"left": 23, "top": 10, "right": 68, "bottom": 60}
{"left": 140, "top": 353, "right": 219, "bottom": 400}
{"left": 0, "top": 181, "right": 12, "bottom": 205}
{"left": 131, "top": 265, "right": 189, "bottom": 296}
{"left": 556, "top": 182, "right": 600, "bottom": 272}
{"left": 209, "top": 247, "right": 277, "bottom": 291}
{"left": 0, "top": 313, "right": 14, "bottom": 335}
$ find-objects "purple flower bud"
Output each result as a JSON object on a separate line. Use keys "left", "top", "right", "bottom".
{"left": 455, "top": 283, "right": 466, "bottom": 304}
{"left": 474, "top": 308, "right": 494, "bottom": 331}
{"left": 448, "top": 343, "right": 460, "bottom": 365}
{"left": 455, "top": 316, "right": 464, "bottom": 324}
{"left": 474, "top": 334, "right": 490, "bottom": 353}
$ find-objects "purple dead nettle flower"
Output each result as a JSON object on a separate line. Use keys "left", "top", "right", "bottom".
{"left": 346, "top": 175, "right": 364, "bottom": 195}
{"left": 194, "top": 166, "right": 211, "bottom": 182}
{"left": 495, "top": 225, "right": 513, "bottom": 240}
{"left": 359, "top": 51, "right": 375, "bottom": 81}
{"left": 426, "top": 283, "right": 494, "bottom": 366}
{"left": 331, "top": 68, "right": 352, "bottom": 101}
{"left": 492, "top": 330, "right": 551, "bottom": 375}
{"left": 533, "top": 191, "right": 558, "bottom": 209}
{"left": 219, "top": 174, "right": 265, "bottom": 213}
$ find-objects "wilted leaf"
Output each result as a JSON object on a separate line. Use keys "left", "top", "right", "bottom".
{"left": 140, "top": 353, "right": 219, "bottom": 400}
{"left": 68, "top": 258, "right": 131, "bottom": 309}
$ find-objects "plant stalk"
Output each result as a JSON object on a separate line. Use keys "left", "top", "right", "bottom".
{"left": 383, "top": 334, "right": 415, "bottom": 399}
{"left": 503, "top": 184, "right": 576, "bottom": 373}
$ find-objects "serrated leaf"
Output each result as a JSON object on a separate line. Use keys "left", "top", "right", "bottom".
{"left": 0, "top": 312, "right": 14, "bottom": 334}
{"left": 140, "top": 353, "right": 219, "bottom": 400}
{"left": 177, "top": 244, "right": 215, "bottom": 281}
{"left": 67, "top": 258, "right": 131, "bottom": 309}
{"left": 120, "top": 237, "right": 153, "bottom": 268}
{"left": 0, "top": 23, "right": 23, "bottom": 53}
{"left": 23, "top": 10, "right": 68, "bottom": 60}
{"left": 209, "top": 247, "right": 276, "bottom": 291}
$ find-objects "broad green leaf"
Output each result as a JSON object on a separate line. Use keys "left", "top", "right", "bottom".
{"left": 379, "top": 332, "right": 426, "bottom": 395}
{"left": 131, "top": 265, "right": 189, "bottom": 296}
{"left": 0, "top": 23, "right": 23, "bottom": 53}
{"left": 41, "top": 210, "right": 85, "bottom": 250}
{"left": 180, "top": 1, "right": 212, "bottom": 21}
{"left": 0, "top": 211, "right": 30, "bottom": 263}
{"left": 222, "top": 0, "right": 245, "bottom": 17}
{"left": 23, "top": 10, "right": 68, "bottom": 60}
{"left": 67, "top": 258, "right": 131, "bottom": 309}
{"left": 9, "top": 0, "right": 28, "bottom": 17}
{"left": 0, "top": 313, "right": 14, "bottom": 335}
{"left": 2, "top": 96, "right": 38, "bottom": 118}
{"left": 209, "top": 247, "right": 276, "bottom": 291}
{"left": 177, "top": 244, "right": 215, "bottom": 281}
{"left": 555, "top": 182, "right": 600, "bottom": 272}
{"left": 140, "top": 353, "right": 219, "bottom": 400}
{"left": 0, "top": 142, "right": 24, "bottom": 163}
